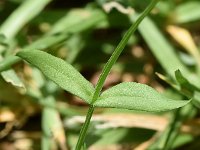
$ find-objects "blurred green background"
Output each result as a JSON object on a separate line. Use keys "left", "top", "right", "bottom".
{"left": 1, "top": 0, "right": 200, "bottom": 149}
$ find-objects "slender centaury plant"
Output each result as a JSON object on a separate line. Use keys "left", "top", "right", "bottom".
{"left": 16, "top": 0, "right": 191, "bottom": 149}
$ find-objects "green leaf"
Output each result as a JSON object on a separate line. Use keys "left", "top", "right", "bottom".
{"left": 17, "top": 50, "right": 94, "bottom": 103}
{"left": 94, "top": 82, "right": 190, "bottom": 112}
{"left": 1, "top": 70, "right": 25, "bottom": 90}
{"left": 132, "top": 16, "right": 200, "bottom": 88}
{"left": 193, "top": 91, "right": 200, "bottom": 109}
{"left": 134, "top": 16, "right": 189, "bottom": 78}
{"left": 0, "top": 0, "right": 52, "bottom": 40}
{"left": 42, "top": 96, "right": 67, "bottom": 150}
{"left": 175, "top": 70, "right": 200, "bottom": 109}
{"left": 156, "top": 72, "right": 179, "bottom": 90}
{"left": 175, "top": 69, "right": 200, "bottom": 92}
{"left": 175, "top": 1, "right": 200, "bottom": 23}
{"left": 91, "top": 0, "right": 160, "bottom": 103}
{"left": 149, "top": 104, "right": 196, "bottom": 150}
{"left": 48, "top": 9, "right": 106, "bottom": 35}
{"left": 0, "top": 34, "right": 8, "bottom": 46}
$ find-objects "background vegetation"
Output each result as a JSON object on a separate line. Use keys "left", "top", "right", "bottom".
{"left": 1, "top": 0, "right": 200, "bottom": 149}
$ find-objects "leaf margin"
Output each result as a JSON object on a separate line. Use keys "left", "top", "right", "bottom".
{"left": 17, "top": 49, "right": 95, "bottom": 103}
{"left": 94, "top": 82, "right": 191, "bottom": 112}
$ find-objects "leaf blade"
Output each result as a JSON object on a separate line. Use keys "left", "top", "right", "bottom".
{"left": 1, "top": 70, "right": 25, "bottom": 90}
{"left": 175, "top": 69, "right": 200, "bottom": 92}
{"left": 175, "top": 1, "right": 200, "bottom": 23}
{"left": 132, "top": 16, "right": 200, "bottom": 88}
{"left": 94, "top": 82, "right": 190, "bottom": 112}
{"left": 17, "top": 50, "right": 94, "bottom": 103}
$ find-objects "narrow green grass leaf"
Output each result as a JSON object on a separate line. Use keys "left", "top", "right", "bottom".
{"left": 0, "top": 34, "right": 8, "bottom": 47}
{"left": 175, "top": 70, "right": 200, "bottom": 92}
{"left": 17, "top": 50, "right": 94, "bottom": 103}
{"left": 0, "top": 8, "right": 107, "bottom": 72}
{"left": 193, "top": 91, "right": 200, "bottom": 109}
{"left": 0, "top": 56, "right": 20, "bottom": 72}
{"left": 135, "top": 16, "right": 189, "bottom": 77}
{"left": 42, "top": 96, "right": 67, "bottom": 150}
{"left": 157, "top": 72, "right": 200, "bottom": 110}
{"left": 175, "top": 1, "right": 200, "bottom": 23}
{"left": 48, "top": 9, "right": 106, "bottom": 35}
{"left": 175, "top": 70, "right": 200, "bottom": 109}
{"left": 149, "top": 104, "right": 196, "bottom": 150}
{"left": 133, "top": 16, "right": 200, "bottom": 88}
{"left": 94, "top": 82, "right": 190, "bottom": 112}
{"left": 0, "top": 0, "right": 51, "bottom": 88}
{"left": 0, "top": 0, "right": 52, "bottom": 39}
{"left": 156, "top": 72, "right": 179, "bottom": 90}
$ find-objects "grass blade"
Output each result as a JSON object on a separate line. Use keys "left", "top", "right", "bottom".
{"left": 175, "top": 1, "right": 200, "bottom": 23}
{"left": 133, "top": 16, "right": 200, "bottom": 87}
{"left": 0, "top": 0, "right": 52, "bottom": 40}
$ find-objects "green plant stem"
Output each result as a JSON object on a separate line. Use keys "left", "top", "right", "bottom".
{"left": 75, "top": 105, "right": 94, "bottom": 150}
{"left": 75, "top": 0, "right": 160, "bottom": 149}
{"left": 91, "top": 0, "right": 160, "bottom": 103}
{"left": 163, "top": 104, "right": 196, "bottom": 150}
{"left": 163, "top": 110, "right": 181, "bottom": 150}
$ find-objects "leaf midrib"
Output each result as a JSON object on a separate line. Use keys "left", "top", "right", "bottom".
{"left": 45, "top": 61, "right": 94, "bottom": 99}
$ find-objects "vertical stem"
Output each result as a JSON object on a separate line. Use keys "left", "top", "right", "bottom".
{"left": 91, "top": 0, "right": 160, "bottom": 103}
{"left": 75, "top": 0, "right": 160, "bottom": 149}
{"left": 75, "top": 105, "right": 94, "bottom": 150}
{"left": 163, "top": 109, "right": 180, "bottom": 150}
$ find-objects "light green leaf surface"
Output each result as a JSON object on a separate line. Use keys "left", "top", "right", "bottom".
{"left": 132, "top": 16, "right": 200, "bottom": 88}
{"left": 0, "top": 0, "right": 52, "bottom": 39}
{"left": 94, "top": 82, "right": 190, "bottom": 112}
{"left": 0, "top": 8, "right": 107, "bottom": 72}
{"left": 135, "top": 16, "right": 189, "bottom": 77}
{"left": 0, "top": 0, "right": 52, "bottom": 88}
{"left": 175, "top": 70, "right": 200, "bottom": 92}
{"left": 42, "top": 96, "right": 66, "bottom": 150}
{"left": 17, "top": 50, "right": 94, "bottom": 103}
{"left": 175, "top": 1, "right": 200, "bottom": 23}
{"left": 175, "top": 70, "right": 200, "bottom": 109}
{"left": 0, "top": 34, "right": 7, "bottom": 47}
{"left": 193, "top": 91, "right": 200, "bottom": 109}
{"left": 48, "top": 9, "right": 106, "bottom": 35}
{"left": 1, "top": 69, "right": 25, "bottom": 90}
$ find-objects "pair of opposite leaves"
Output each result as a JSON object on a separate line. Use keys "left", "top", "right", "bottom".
{"left": 17, "top": 50, "right": 190, "bottom": 112}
